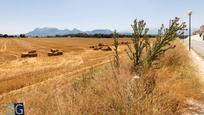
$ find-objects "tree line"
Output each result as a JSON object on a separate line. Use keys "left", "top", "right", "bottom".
{"left": 52, "top": 33, "right": 157, "bottom": 38}
{"left": 0, "top": 33, "right": 186, "bottom": 39}
{"left": 0, "top": 34, "right": 26, "bottom": 38}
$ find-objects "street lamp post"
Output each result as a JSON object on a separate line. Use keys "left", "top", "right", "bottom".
{"left": 188, "top": 10, "right": 192, "bottom": 51}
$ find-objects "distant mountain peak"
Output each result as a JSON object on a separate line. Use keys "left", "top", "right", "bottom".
{"left": 26, "top": 28, "right": 113, "bottom": 36}
{"left": 72, "top": 28, "right": 80, "bottom": 31}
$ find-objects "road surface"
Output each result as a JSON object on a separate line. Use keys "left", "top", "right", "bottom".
{"left": 184, "top": 35, "right": 204, "bottom": 57}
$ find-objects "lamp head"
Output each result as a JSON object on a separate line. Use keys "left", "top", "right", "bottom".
{"left": 188, "top": 10, "right": 192, "bottom": 16}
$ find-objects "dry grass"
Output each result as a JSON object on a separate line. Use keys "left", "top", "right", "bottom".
{"left": 58, "top": 40, "right": 202, "bottom": 114}
{"left": 0, "top": 39, "right": 202, "bottom": 115}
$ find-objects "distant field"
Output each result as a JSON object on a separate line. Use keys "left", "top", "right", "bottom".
{"left": 0, "top": 37, "right": 131, "bottom": 95}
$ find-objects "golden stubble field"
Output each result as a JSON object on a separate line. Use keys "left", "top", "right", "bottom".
{"left": 0, "top": 37, "right": 130, "bottom": 95}
{"left": 0, "top": 37, "right": 133, "bottom": 115}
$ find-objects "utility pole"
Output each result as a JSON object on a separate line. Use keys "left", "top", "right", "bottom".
{"left": 188, "top": 10, "right": 192, "bottom": 51}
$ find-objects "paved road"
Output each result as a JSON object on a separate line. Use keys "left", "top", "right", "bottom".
{"left": 184, "top": 35, "right": 204, "bottom": 57}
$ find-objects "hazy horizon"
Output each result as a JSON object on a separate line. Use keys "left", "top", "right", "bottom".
{"left": 0, "top": 0, "right": 203, "bottom": 34}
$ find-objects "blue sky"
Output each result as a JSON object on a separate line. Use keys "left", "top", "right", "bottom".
{"left": 0, "top": 0, "right": 203, "bottom": 34}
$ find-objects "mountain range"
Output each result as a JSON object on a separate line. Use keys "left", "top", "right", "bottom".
{"left": 26, "top": 27, "right": 198, "bottom": 36}
{"left": 26, "top": 28, "right": 113, "bottom": 36}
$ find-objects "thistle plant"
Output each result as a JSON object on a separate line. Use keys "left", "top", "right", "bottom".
{"left": 145, "top": 17, "right": 186, "bottom": 68}
{"left": 113, "top": 30, "right": 120, "bottom": 70}
{"left": 126, "top": 20, "right": 149, "bottom": 71}
{"left": 126, "top": 17, "right": 186, "bottom": 72}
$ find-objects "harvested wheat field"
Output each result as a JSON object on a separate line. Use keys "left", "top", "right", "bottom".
{"left": 0, "top": 38, "right": 133, "bottom": 114}
{"left": 0, "top": 38, "right": 131, "bottom": 95}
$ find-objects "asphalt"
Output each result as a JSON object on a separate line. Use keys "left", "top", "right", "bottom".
{"left": 184, "top": 35, "right": 204, "bottom": 57}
